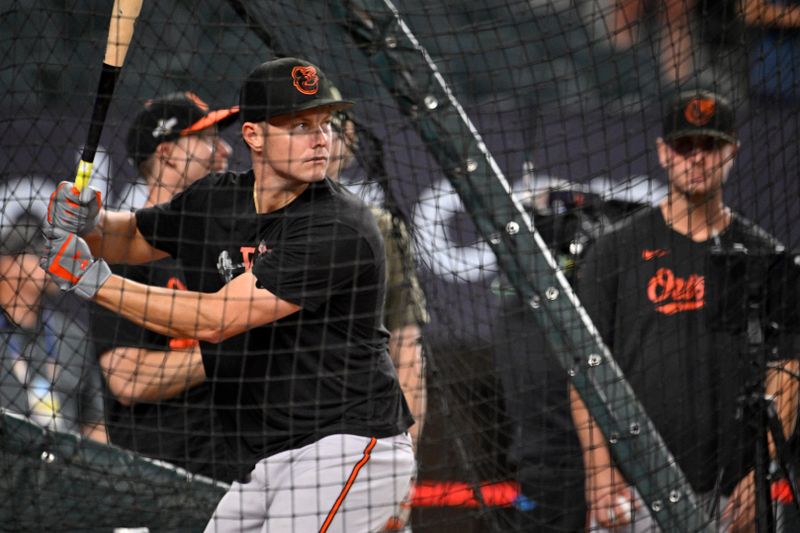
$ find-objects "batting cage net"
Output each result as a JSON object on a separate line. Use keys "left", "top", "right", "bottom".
{"left": 2, "top": 0, "right": 800, "bottom": 531}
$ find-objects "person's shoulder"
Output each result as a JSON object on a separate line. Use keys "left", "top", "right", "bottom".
{"left": 369, "top": 205, "right": 390, "bottom": 222}
{"left": 185, "top": 170, "right": 251, "bottom": 194}
{"left": 579, "top": 204, "right": 657, "bottom": 268}
{"left": 593, "top": 204, "right": 656, "bottom": 243}
{"left": 311, "top": 179, "right": 373, "bottom": 220}
{"left": 327, "top": 178, "right": 368, "bottom": 206}
{"left": 729, "top": 212, "right": 784, "bottom": 251}
{"left": 168, "top": 170, "right": 251, "bottom": 211}
{"left": 309, "top": 181, "right": 385, "bottom": 249}
{"left": 368, "top": 205, "right": 400, "bottom": 234}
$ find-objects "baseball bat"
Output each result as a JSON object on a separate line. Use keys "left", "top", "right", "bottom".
{"left": 74, "top": 0, "right": 143, "bottom": 191}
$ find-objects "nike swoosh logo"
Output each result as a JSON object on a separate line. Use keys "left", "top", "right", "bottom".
{"left": 642, "top": 249, "right": 669, "bottom": 260}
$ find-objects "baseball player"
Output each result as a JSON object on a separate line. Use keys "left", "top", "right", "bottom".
{"left": 572, "top": 89, "right": 799, "bottom": 531}
{"left": 89, "top": 91, "right": 238, "bottom": 480}
{"left": 41, "top": 57, "right": 415, "bottom": 532}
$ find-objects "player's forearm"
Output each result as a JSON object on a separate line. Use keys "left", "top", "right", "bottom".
{"left": 94, "top": 271, "right": 299, "bottom": 343}
{"left": 87, "top": 210, "right": 167, "bottom": 264}
{"left": 95, "top": 275, "right": 228, "bottom": 341}
{"left": 766, "top": 360, "right": 799, "bottom": 455}
{"left": 389, "top": 324, "right": 426, "bottom": 447}
{"left": 570, "top": 384, "right": 614, "bottom": 479}
{"left": 100, "top": 345, "right": 206, "bottom": 406}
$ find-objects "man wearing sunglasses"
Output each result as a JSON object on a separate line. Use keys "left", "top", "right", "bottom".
{"left": 571, "top": 89, "right": 799, "bottom": 531}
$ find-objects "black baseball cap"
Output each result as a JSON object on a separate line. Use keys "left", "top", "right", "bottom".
{"left": 239, "top": 57, "right": 353, "bottom": 123}
{"left": 126, "top": 91, "right": 239, "bottom": 165}
{"left": 662, "top": 89, "right": 737, "bottom": 144}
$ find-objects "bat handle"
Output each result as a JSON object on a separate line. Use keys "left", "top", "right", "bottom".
{"left": 75, "top": 160, "right": 94, "bottom": 191}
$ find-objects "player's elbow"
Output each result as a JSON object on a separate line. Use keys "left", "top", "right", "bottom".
{"left": 104, "top": 375, "right": 137, "bottom": 406}
{"left": 99, "top": 352, "right": 137, "bottom": 406}
{"left": 195, "top": 308, "right": 267, "bottom": 343}
{"left": 194, "top": 326, "right": 240, "bottom": 344}
{"left": 113, "top": 392, "right": 135, "bottom": 407}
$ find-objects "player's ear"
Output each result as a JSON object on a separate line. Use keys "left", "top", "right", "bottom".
{"left": 655, "top": 137, "right": 669, "bottom": 170}
{"left": 242, "top": 122, "right": 265, "bottom": 152}
{"left": 155, "top": 141, "right": 178, "bottom": 168}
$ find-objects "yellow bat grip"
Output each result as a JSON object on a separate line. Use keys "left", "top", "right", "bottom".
{"left": 75, "top": 160, "right": 94, "bottom": 191}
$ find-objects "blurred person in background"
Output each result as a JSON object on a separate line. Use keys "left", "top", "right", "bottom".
{"left": 88, "top": 91, "right": 238, "bottom": 480}
{"left": 0, "top": 213, "right": 106, "bottom": 442}
{"left": 742, "top": 0, "right": 800, "bottom": 101}
{"left": 610, "top": 0, "right": 701, "bottom": 84}
{"left": 571, "top": 88, "right": 799, "bottom": 531}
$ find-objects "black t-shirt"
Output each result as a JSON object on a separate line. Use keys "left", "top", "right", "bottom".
{"left": 135, "top": 171, "right": 412, "bottom": 475}
{"left": 492, "top": 290, "right": 586, "bottom": 520}
{"left": 90, "top": 258, "right": 232, "bottom": 481}
{"left": 577, "top": 205, "right": 797, "bottom": 495}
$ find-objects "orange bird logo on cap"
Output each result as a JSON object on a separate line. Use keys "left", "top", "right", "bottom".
{"left": 292, "top": 66, "right": 320, "bottom": 95}
{"left": 684, "top": 97, "right": 716, "bottom": 126}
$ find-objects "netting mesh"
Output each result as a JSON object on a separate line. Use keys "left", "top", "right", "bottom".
{"left": 1, "top": 0, "right": 800, "bottom": 531}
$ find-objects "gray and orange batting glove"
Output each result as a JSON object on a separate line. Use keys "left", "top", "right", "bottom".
{"left": 47, "top": 181, "right": 102, "bottom": 236}
{"left": 41, "top": 227, "right": 111, "bottom": 299}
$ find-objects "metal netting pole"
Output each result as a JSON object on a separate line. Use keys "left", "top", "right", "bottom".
{"left": 328, "top": 1, "right": 712, "bottom": 531}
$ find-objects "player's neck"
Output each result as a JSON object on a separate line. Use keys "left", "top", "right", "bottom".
{"left": 147, "top": 185, "right": 172, "bottom": 207}
{"left": 660, "top": 193, "right": 731, "bottom": 242}
{"left": 252, "top": 172, "right": 310, "bottom": 214}
{"left": 145, "top": 166, "right": 184, "bottom": 207}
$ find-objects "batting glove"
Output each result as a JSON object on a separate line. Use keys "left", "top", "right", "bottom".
{"left": 47, "top": 181, "right": 102, "bottom": 236}
{"left": 41, "top": 227, "right": 111, "bottom": 300}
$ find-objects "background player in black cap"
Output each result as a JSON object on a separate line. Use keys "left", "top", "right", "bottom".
{"left": 42, "top": 57, "right": 415, "bottom": 532}
{"left": 88, "top": 91, "right": 238, "bottom": 480}
{"left": 571, "top": 89, "right": 799, "bottom": 531}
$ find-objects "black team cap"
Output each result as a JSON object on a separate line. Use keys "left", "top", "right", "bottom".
{"left": 662, "top": 89, "right": 737, "bottom": 144}
{"left": 240, "top": 57, "right": 353, "bottom": 123}
{"left": 126, "top": 91, "right": 239, "bottom": 165}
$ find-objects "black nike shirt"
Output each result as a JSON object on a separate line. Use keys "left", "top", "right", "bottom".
{"left": 90, "top": 258, "right": 232, "bottom": 481}
{"left": 577, "top": 205, "right": 798, "bottom": 494}
{"left": 135, "top": 172, "right": 412, "bottom": 477}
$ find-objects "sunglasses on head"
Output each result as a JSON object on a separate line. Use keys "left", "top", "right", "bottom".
{"left": 668, "top": 136, "right": 730, "bottom": 156}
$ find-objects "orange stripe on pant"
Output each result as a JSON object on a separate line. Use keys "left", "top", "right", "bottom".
{"left": 319, "top": 437, "right": 377, "bottom": 533}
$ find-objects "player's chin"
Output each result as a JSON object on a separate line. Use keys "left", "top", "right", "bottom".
{"left": 305, "top": 168, "right": 329, "bottom": 182}
{"left": 297, "top": 160, "right": 328, "bottom": 181}
{"left": 303, "top": 171, "right": 327, "bottom": 183}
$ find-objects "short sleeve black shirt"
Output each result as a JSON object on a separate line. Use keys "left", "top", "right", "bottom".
{"left": 90, "top": 258, "right": 231, "bottom": 481}
{"left": 577, "top": 205, "right": 797, "bottom": 494}
{"left": 135, "top": 172, "right": 412, "bottom": 476}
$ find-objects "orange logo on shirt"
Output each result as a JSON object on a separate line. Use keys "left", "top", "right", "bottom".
{"left": 642, "top": 248, "right": 669, "bottom": 260}
{"left": 165, "top": 276, "right": 199, "bottom": 349}
{"left": 241, "top": 246, "right": 256, "bottom": 270}
{"left": 647, "top": 267, "right": 704, "bottom": 314}
{"left": 166, "top": 277, "right": 187, "bottom": 291}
